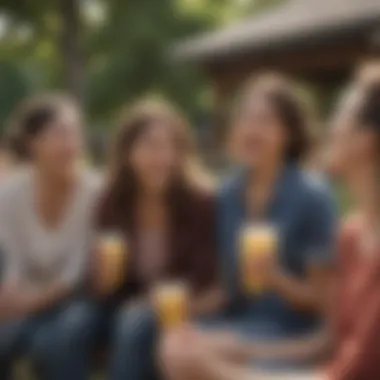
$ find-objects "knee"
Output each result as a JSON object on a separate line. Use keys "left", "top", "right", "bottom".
{"left": 0, "top": 321, "right": 25, "bottom": 357}
{"left": 30, "top": 327, "right": 56, "bottom": 363}
{"left": 56, "top": 302, "right": 98, "bottom": 345}
{"left": 113, "top": 303, "right": 156, "bottom": 347}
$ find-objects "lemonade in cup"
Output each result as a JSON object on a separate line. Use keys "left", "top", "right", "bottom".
{"left": 239, "top": 223, "right": 278, "bottom": 295}
{"left": 97, "top": 231, "right": 127, "bottom": 293}
{"left": 153, "top": 281, "right": 189, "bottom": 330}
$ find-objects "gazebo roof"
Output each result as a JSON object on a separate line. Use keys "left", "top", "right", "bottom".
{"left": 172, "top": 0, "right": 380, "bottom": 64}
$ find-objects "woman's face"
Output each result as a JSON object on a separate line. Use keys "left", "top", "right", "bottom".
{"left": 31, "top": 105, "right": 83, "bottom": 174}
{"left": 231, "top": 94, "right": 287, "bottom": 169}
{"left": 328, "top": 93, "right": 376, "bottom": 181}
{"left": 128, "top": 122, "right": 180, "bottom": 193}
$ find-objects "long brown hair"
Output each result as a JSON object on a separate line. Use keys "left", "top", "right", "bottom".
{"left": 98, "top": 99, "right": 210, "bottom": 230}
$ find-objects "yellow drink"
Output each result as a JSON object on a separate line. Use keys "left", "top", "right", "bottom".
{"left": 97, "top": 232, "right": 126, "bottom": 293}
{"left": 153, "top": 282, "right": 189, "bottom": 330}
{"left": 240, "top": 224, "right": 278, "bottom": 294}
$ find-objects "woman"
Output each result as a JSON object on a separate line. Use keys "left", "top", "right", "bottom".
{"left": 94, "top": 100, "right": 221, "bottom": 380}
{"left": 159, "top": 73, "right": 336, "bottom": 379}
{"left": 323, "top": 65, "right": 380, "bottom": 380}
{"left": 0, "top": 94, "right": 99, "bottom": 380}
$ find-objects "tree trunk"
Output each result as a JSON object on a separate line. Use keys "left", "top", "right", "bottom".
{"left": 60, "top": 0, "right": 85, "bottom": 106}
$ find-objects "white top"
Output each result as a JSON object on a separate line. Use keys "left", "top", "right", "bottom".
{"left": 0, "top": 169, "right": 101, "bottom": 289}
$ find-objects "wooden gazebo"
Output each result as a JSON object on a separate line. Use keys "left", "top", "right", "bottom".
{"left": 173, "top": 0, "right": 380, "bottom": 112}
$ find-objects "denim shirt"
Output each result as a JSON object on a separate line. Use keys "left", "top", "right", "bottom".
{"left": 217, "top": 165, "right": 337, "bottom": 338}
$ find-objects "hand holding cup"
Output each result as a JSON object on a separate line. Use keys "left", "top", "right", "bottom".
{"left": 95, "top": 232, "right": 127, "bottom": 295}
{"left": 240, "top": 224, "right": 278, "bottom": 295}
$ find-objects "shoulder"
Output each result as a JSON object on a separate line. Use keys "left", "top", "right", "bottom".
{"left": 293, "top": 171, "right": 337, "bottom": 232}
{"left": 296, "top": 170, "right": 336, "bottom": 209}
{"left": 0, "top": 169, "right": 31, "bottom": 223}
{"left": 0, "top": 168, "right": 31, "bottom": 203}
{"left": 218, "top": 168, "right": 245, "bottom": 195}
{"left": 218, "top": 168, "right": 245, "bottom": 203}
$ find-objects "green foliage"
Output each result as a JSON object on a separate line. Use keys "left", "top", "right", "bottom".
{"left": 85, "top": 0, "right": 214, "bottom": 125}
{"left": 0, "top": 62, "right": 31, "bottom": 130}
{"left": 0, "top": 0, "right": 283, "bottom": 130}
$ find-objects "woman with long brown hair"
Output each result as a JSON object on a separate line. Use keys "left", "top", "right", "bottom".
{"left": 94, "top": 99, "right": 221, "bottom": 380}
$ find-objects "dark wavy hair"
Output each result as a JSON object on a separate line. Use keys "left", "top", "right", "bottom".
{"left": 6, "top": 93, "right": 79, "bottom": 161}
{"left": 97, "top": 99, "right": 211, "bottom": 231}
{"left": 232, "top": 72, "right": 314, "bottom": 163}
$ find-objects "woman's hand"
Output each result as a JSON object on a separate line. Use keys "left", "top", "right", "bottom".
{"left": 200, "top": 331, "right": 251, "bottom": 364}
{"left": 250, "top": 252, "right": 281, "bottom": 291}
{"left": 0, "top": 279, "right": 68, "bottom": 320}
{"left": 255, "top": 254, "right": 331, "bottom": 313}
{"left": 0, "top": 277, "right": 24, "bottom": 320}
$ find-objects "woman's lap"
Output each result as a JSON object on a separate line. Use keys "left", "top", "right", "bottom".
{"left": 0, "top": 298, "right": 97, "bottom": 358}
{"left": 197, "top": 314, "right": 283, "bottom": 340}
{"left": 197, "top": 315, "right": 320, "bottom": 372}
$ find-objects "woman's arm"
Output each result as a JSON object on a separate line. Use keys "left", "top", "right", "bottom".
{"left": 270, "top": 263, "right": 334, "bottom": 313}
{"left": 328, "top": 287, "right": 380, "bottom": 380}
{"left": 159, "top": 327, "right": 324, "bottom": 380}
{"left": 196, "top": 267, "right": 335, "bottom": 365}
{"left": 0, "top": 245, "right": 67, "bottom": 320}
{"left": 194, "top": 327, "right": 330, "bottom": 364}
{"left": 270, "top": 185, "right": 337, "bottom": 313}
{"left": 248, "top": 329, "right": 330, "bottom": 362}
{"left": 0, "top": 280, "right": 69, "bottom": 321}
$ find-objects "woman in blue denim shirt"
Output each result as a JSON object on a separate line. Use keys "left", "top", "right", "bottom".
{"left": 160, "top": 73, "right": 336, "bottom": 379}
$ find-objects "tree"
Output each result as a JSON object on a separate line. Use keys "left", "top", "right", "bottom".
{"left": 0, "top": 0, "right": 84, "bottom": 104}
{"left": 60, "top": 0, "right": 85, "bottom": 105}
{"left": 0, "top": 62, "right": 31, "bottom": 129}
{"left": 85, "top": 0, "right": 210, "bottom": 122}
{"left": 0, "top": 0, "right": 284, "bottom": 128}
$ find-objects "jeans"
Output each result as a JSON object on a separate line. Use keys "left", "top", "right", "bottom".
{"left": 198, "top": 313, "right": 321, "bottom": 371}
{"left": 0, "top": 299, "right": 98, "bottom": 380}
{"left": 0, "top": 316, "right": 52, "bottom": 379}
{"left": 108, "top": 302, "right": 159, "bottom": 380}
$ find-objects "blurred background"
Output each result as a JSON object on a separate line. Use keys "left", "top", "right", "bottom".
{"left": 1, "top": 2, "right": 380, "bottom": 379}
{"left": 0, "top": 0, "right": 379, "bottom": 164}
